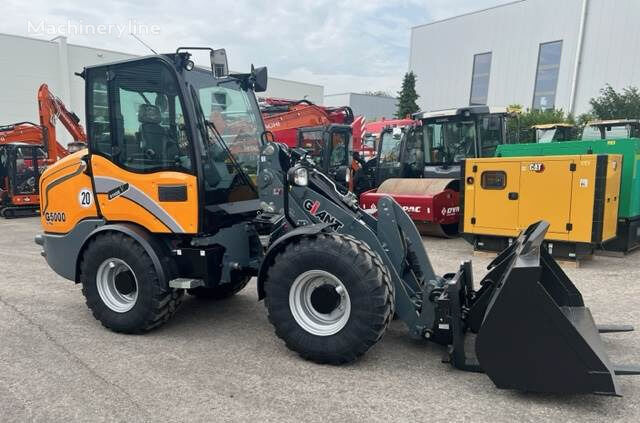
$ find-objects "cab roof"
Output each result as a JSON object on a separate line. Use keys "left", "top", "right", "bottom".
{"left": 414, "top": 105, "right": 508, "bottom": 120}
{"left": 586, "top": 119, "right": 640, "bottom": 126}
{"left": 532, "top": 123, "right": 575, "bottom": 129}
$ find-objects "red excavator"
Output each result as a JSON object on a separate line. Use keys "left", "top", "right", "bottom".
{"left": 0, "top": 84, "right": 87, "bottom": 217}
{"left": 260, "top": 97, "right": 364, "bottom": 189}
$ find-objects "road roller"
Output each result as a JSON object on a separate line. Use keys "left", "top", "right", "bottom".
{"left": 357, "top": 106, "right": 510, "bottom": 237}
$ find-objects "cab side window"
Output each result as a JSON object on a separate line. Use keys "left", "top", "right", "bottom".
{"left": 88, "top": 61, "right": 192, "bottom": 173}
{"left": 87, "top": 72, "right": 112, "bottom": 156}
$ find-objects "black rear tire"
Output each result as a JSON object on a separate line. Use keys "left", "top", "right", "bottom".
{"left": 187, "top": 272, "right": 251, "bottom": 300}
{"left": 79, "top": 232, "right": 183, "bottom": 334}
{"left": 264, "top": 233, "right": 394, "bottom": 364}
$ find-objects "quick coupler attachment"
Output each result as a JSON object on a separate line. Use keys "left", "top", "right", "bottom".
{"left": 439, "top": 221, "right": 639, "bottom": 396}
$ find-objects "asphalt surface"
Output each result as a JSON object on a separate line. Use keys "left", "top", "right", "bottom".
{"left": 1, "top": 216, "right": 640, "bottom": 422}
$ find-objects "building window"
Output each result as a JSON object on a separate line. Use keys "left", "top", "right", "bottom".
{"left": 533, "top": 41, "right": 563, "bottom": 110}
{"left": 470, "top": 52, "right": 492, "bottom": 105}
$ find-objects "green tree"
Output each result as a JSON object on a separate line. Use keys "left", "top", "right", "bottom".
{"left": 395, "top": 72, "right": 419, "bottom": 118}
{"left": 589, "top": 84, "right": 640, "bottom": 120}
{"left": 506, "top": 105, "right": 574, "bottom": 143}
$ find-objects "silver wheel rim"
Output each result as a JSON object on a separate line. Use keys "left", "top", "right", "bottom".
{"left": 289, "top": 270, "right": 351, "bottom": 336}
{"left": 96, "top": 258, "right": 138, "bottom": 313}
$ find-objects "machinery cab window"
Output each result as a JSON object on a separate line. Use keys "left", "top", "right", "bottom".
{"left": 297, "top": 125, "right": 350, "bottom": 175}
{"left": 328, "top": 128, "right": 349, "bottom": 169}
{"left": 376, "top": 128, "right": 404, "bottom": 183}
{"left": 581, "top": 121, "right": 640, "bottom": 140}
{"left": 185, "top": 67, "right": 263, "bottom": 207}
{"left": 88, "top": 60, "right": 193, "bottom": 173}
{"left": 299, "top": 129, "right": 325, "bottom": 168}
{"left": 1, "top": 145, "right": 43, "bottom": 196}
{"left": 402, "top": 126, "right": 425, "bottom": 178}
{"left": 424, "top": 119, "right": 477, "bottom": 163}
{"left": 478, "top": 115, "right": 505, "bottom": 156}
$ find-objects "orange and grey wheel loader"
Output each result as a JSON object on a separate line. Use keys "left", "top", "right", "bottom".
{"left": 34, "top": 48, "right": 639, "bottom": 396}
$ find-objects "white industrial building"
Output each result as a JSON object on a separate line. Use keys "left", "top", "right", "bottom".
{"left": 409, "top": 0, "right": 640, "bottom": 115}
{"left": 0, "top": 33, "right": 324, "bottom": 144}
{"left": 324, "top": 93, "right": 398, "bottom": 121}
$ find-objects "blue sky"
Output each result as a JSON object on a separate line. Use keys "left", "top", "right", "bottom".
{"left": 3, "top": 0, "right": 508, "bottom": 94}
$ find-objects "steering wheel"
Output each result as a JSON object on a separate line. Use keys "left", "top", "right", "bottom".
{"left": 144, "top": 148, "right": 157, "bottom": 159}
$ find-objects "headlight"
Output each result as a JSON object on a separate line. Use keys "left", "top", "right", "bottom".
{"left": 288, "top": 166, "right": 308, "bottom": 186}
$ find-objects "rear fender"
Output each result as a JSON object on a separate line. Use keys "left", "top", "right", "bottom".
{"left": 38, "top": 220, "right": 170, "bottom": 284}
{"left": 79, "top": 223, "right": 171, "bottom": 285}
{"left": 256, "top": 223, "right": 332, "bottom": 300}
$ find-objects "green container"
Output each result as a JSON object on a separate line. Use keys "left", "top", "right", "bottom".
{"left": 496, "top": 138, "right": 640, "bottom": 252}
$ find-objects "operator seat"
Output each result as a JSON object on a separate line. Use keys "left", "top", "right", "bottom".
{"left": 137, "top": 104, "right": 177, "bottom": 162}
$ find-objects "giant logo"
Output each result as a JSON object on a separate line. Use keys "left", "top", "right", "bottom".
{"left": 303, "top": 199, "right": 344, "bottom": 229}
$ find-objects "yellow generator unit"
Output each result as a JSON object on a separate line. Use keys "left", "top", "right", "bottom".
{"left": 461, "top": 154, "right": 622, "bottom": 259}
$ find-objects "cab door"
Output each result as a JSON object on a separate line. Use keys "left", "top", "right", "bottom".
{"left": 376, "top": 129, "right": 404, "bottom": 185}
{"left": 85, "top": 59, "right": 199, "bottom": 234}
{"left": 325, "top": 125, "right": 350, "bottom": 183}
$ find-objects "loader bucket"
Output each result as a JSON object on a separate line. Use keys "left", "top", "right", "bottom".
{"left": 473, "top": 221, "right": 639, "bottom": 395}
{"left": 444, "top": 221, "right": 640, "bottom": 395}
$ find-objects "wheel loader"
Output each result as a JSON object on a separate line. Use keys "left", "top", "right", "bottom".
{"left": 35, "top": 48, "right": 640, "bottom": 396}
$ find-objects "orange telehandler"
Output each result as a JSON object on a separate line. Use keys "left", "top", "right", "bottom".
{"left": 0, "top": 84, "right": 87, "bottom": 217}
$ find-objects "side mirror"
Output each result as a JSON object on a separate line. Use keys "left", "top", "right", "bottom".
{"left": 253, "top": 66, "right": 268, "bottom": 92}
{"left": 210, "top": 49, "right": 229, "bottom": 78}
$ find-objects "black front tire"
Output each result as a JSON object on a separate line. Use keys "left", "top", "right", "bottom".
{"left": 264, "top": 233, "right": 394, "bottom": 364}
{"left": 79, "top": 232, "right": 183, "bottom": 334}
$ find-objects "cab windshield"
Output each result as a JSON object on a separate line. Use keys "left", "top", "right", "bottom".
{"left": 185, "top": 69, "right": 264, "bottom": 203}
{"left": 424, "top": 120, "right": 476, "bottom": 163}
{"left": 536, "top": 128, "right": 556, "bottom": 143}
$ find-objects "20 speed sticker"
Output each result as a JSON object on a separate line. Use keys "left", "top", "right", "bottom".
{"left": 78, "top": 188, "right": 93, "bottom": 208}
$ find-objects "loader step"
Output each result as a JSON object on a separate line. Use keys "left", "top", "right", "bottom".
{"left": 169, "top": 278, "right": 204, "bottom": 289}
{"left": 613, "top": 365, "right": 640, "bottom": 376}
{"left": 597, "top": 324, "right": 635, "bottom": 333}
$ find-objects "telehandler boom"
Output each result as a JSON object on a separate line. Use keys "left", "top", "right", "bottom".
{"left": 35, "top": 48, "right": 639, "bottom": 396}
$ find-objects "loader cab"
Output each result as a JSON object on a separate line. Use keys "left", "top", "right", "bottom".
{"left": 416, "top": 106, "right": 508, "bottom": 178}
{"left": 83, "top": 51, "right": 266, "bottom": 234}
{"left": 351, "top": 124, "right": 420, "bottom": 194}
{"left": 374, "top": 126, "right": 418, "bottom": 183}
{"left": 297, "top": 124, "right": 351, "bottom": 188}
{"left": 581, "top": 119, "right": 640, "bottom": 140}
{"left": 0, "top": 143, "right": 42, "bottom": 217}
{"left": 533, "top": 123, "right": 576, "bottom": 142}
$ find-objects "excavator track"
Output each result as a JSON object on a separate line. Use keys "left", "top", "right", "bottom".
{"left": 0, "top": 206, "right": 39, "bottom": 219}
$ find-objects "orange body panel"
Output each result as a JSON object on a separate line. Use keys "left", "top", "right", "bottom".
{"left": 91, "top": 155, "right": 199, "bottom": 234}
{"left": 39, "top": 150, "right": 98, "bottom": 233}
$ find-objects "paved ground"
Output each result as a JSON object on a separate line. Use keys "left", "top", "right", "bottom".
{"left": 1, "top": 217, "right": 640, "bottom": 422}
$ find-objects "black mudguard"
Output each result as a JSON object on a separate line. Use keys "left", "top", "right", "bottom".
{"left": 36, "top": 220, "right": 170, "bottom": 285}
